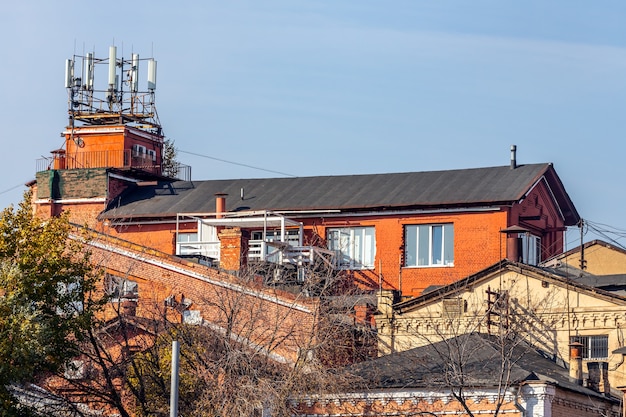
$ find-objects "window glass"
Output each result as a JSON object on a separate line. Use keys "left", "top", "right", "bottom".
{"left": 327, "top": 227, "right": 376, "bottom": 269}
{"left": 177, "top": 232, "right": 198, "bottom": 243}
{"left": 432, "top": 225, "right": 443, "bottom": 265}
{"left": 520, "top": 233, "right": 541, "bottom": 265}
{"left": 444, "top": 224, "right": 454, "bottom": 265}
{"left": 570, "top": 335, "right": 609, "bottom": 359}
{"left": 405, "top": 225, "right": 417, "bottom": 266}
{"left": 417, "top": 225, "right": 429, "bottom": 266}
{"left": 405, "top": 224, "right": 454, "bottom": 267}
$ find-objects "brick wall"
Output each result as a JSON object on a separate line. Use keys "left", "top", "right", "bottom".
{"left": 82, "top": 234, "right": 319, "bottom": 362}
{"left": 300, "top": 210, "right": 508, "bottom": 297}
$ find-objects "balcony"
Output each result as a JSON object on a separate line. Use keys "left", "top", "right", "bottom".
{"left": 36, "top": 150, "right": 191, "bottom": 181}
{"left": 175, "top": 211, "right": 338, "bottom": 272}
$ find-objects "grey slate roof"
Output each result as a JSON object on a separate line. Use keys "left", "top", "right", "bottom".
{"left": 344, "top": 333, "right": 617, "bottom": 401}
{"left": 101, "top": 163, "right": 579, "bottom": 223}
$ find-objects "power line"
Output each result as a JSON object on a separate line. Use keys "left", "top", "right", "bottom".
{"left": 0, "top": 183, "right": 25, "bottom": 196}
{"left": 576, "top": 219, "right": 626, "bottom": 251}
{"left": 178, "top": 150, "right": 297, "bottom": 178}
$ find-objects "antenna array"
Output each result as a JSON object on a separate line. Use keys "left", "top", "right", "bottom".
{"left": 65, "top": 46, "right": 160, "bottom": 133}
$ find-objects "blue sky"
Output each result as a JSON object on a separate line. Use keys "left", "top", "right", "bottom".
{"left": 1, "top": 1, "right": 626, "bottom": 248}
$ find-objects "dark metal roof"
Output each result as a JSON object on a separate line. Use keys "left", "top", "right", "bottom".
{"left": 344, "top": 333, "right": 617, "bottom": 401}
{"left": 100, "top": 163, "right": 579, "bottom": 224}
{"left": 396, "top": 261, "right": 626, "bottom": 312}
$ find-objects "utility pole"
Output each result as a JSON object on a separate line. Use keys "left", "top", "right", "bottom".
{"left": 579, "top": 219, "right": 586, "bottom": 273}
{"left": 170, "top": 340, "right": 180, "bottom": 417}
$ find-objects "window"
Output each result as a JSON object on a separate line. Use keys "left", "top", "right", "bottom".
{"left": 520, "top": 233, "right": 541, "bottom": 265}
{"left": 570, "top": 335, "right": 609, "bottom": 359}
{"left": 177, "top": 232, "right": 199, "bottom": 243}
{"left": 327, "top": 227, "right": 376, "bottom": 269}
{"left": 106, "top": 275, "right": 138, "bottom": 302}
{"left": 131, "top": 144, "right": 147, "bottom": 157}
{"left": 405, "top": 224, "right": 454, "bottom": 267}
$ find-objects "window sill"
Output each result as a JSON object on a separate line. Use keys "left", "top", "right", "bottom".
{"left": 403, "top": 264, "right": 455, "bottom": 269}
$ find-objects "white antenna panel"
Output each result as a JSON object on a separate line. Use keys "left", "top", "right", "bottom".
{"left": 108, "top": 46, "right": 117, "bottom": 87}
{"left": 65, "top": 59, "right": 73, "bottom": 88}
{"left": 147, "top": 59, "right": 157, "bottom": 90}
{"left": 84, "top": 52, "right": 94, "bottom": 90}
{"left": 131, "top": 53, "right": 139, "bottom": 92}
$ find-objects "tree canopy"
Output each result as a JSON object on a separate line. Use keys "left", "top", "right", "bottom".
{"left": 0, "top": 193, "right": 101, "bottom": 416}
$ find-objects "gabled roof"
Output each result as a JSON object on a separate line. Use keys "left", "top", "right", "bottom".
{"left": 395, "top": 260, "right": 626, "bottom": 313}
{"left": 100, "top": 163, "right": 579, "bottom": 224}
{"left": 558, "top": 239, "right": 626, "bottom": 259}
{"left": 344, "top": 333, "right": 617, "bottom": 401}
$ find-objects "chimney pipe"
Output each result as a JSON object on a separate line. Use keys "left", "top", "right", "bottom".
{"left": 569, "top": 342, "right": 584, "bottom": 385}
{"left": 510, "top": 145, "right": 517, "bottom": 170}
{"left": 215, "top": 193, "right": 228, "bottom": 219}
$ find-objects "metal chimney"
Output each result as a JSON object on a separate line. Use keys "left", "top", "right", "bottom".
{"left": 215, "top": 193, "right": 228, "bottom": 219}
{"left": 510, "top": 145, "right": 517, "bottom": 169}
{"left": 569, "top": 342, "right": 584, "bottom": 385}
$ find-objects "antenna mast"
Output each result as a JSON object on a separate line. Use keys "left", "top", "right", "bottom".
{"left": 65, "top": 45, "right": 161, "bottom": 134}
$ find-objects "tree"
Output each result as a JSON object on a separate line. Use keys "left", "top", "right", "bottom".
{"left": 19, "top": 224, "right": 375, "bottom": 416}
{"left": 0, "top": 192, "right": 102, "bottom": 416}
{"left": 116, "top": 262, "right": 373, "bottom": 416}
{"left": 161, "top": 138, "right": 179, "bottom": 178}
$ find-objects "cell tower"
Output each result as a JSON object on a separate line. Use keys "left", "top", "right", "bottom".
{"left": 64, "top": 46, "right": 160, "bottom": 134}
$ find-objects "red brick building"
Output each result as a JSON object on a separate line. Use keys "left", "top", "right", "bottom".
{"left": 34, "top": 49, "right": 580, "bottom": 301}
{"left": 33, "top": 150, "right": 579, "bottom": 298}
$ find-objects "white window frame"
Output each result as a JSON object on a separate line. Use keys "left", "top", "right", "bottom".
{"left": 520, "top": 233, "right": 541, "bottom": 265}
{"left": 404, "top": 223, "right": 454, "bottom": 267}
{"left": 327, "top": 226, "right": 376, "bottom": 270}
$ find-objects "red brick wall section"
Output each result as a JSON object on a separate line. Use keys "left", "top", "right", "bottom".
{"left": 294, "top": 395, "right": 521, "bottom": 416}
{"left": 82, "top": 234, "right": 319, "bottom": 363}
{"left": 304, "top": 210, "right": 509, "bottom": 296}
{"left": 90, "top": 210, "right": 511, "bottom": 298}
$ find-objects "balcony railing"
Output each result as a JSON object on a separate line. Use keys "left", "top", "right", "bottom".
{"left": 177, "top": 238, "right": 337, "bottom": 269}
{"left": 177, "top": 240, "right": 220, "bottom": 259}
{"left": 36, "top": 150, "right": 191, "bottom": 181}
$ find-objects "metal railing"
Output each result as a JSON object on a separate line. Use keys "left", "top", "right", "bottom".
{"left": 36, "top": 150, "right": 191, "bottom": 181}
{"left": 176, "top": 241, "right": 220, "bottom": 259}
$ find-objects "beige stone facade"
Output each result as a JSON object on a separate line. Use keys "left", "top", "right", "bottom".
{"left": 376, "top": 261, "right": 626, "bottom": 391}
